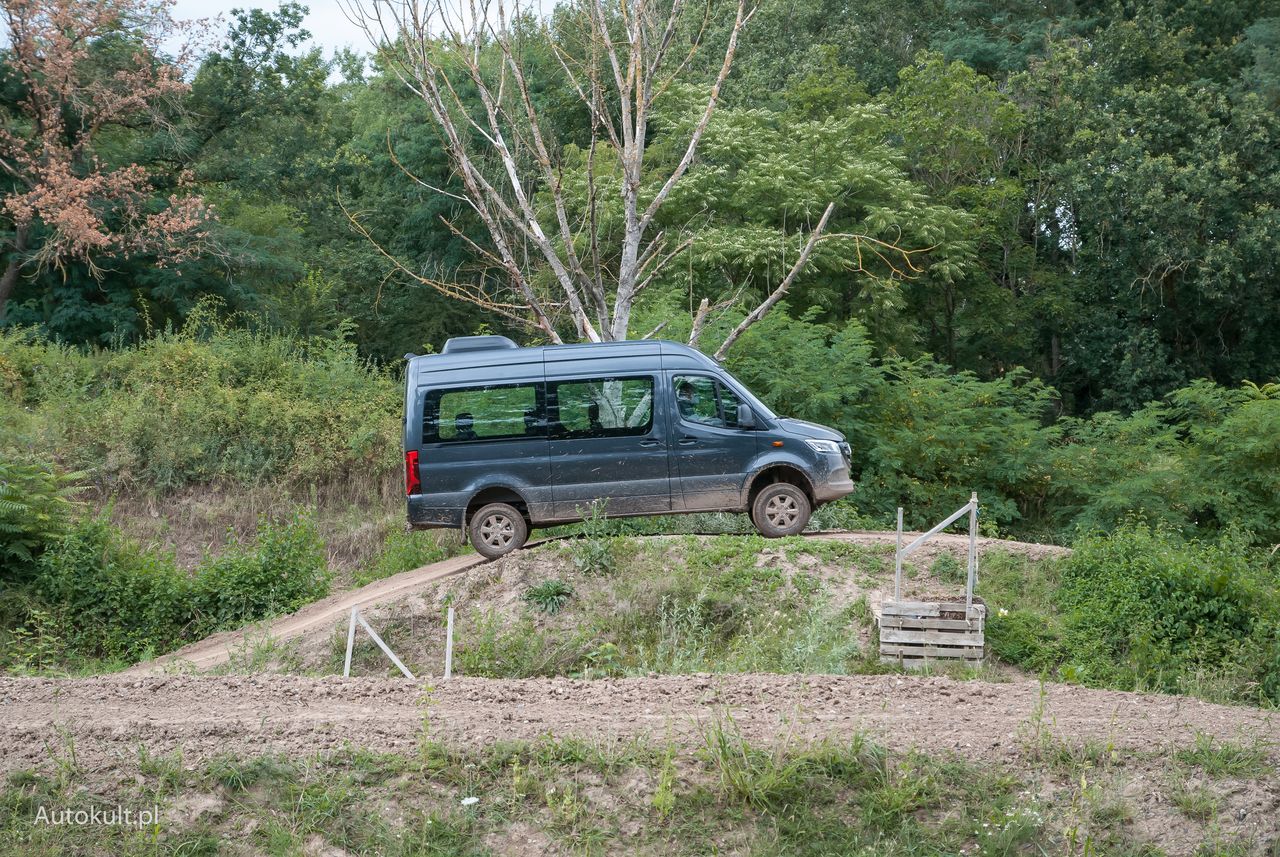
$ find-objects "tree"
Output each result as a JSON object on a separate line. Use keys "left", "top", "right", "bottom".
{"left": 0, "top": 0, "right": 211, "bottom": 322}
{"left": 344, "top": 0, "right": 918, "bottom": 348}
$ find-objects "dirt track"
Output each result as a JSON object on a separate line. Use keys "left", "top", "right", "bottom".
{"left": 2, "top": 673, "right": 1274, "bottom": 776}
{"left": 124, "top": 531, "right": 1068, "bottom": 676}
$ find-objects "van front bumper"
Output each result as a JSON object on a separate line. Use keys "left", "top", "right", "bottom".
{"left": 814, "top": 476, "right": 855, "bottom": 504}
{"left": 813, "top": 456, "right": 855, "bottom": 504}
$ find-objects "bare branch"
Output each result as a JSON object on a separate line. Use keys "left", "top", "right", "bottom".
{"left": 714, "top": 202, "right": 835, "bottom": 361}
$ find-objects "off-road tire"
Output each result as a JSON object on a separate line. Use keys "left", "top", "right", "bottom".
{"left": 468, "top": 502, "right": 529, "bottom": 558}
{"left": 750, "top": 483, "right": 811, "bottom": 538}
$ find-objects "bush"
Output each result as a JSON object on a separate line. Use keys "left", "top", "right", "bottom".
{"left": 986, "top": 609, "right": 1061, "bottom": 672}
{"left": 0, "top": 323, "right": 400, "bottom": 493}
{"left": 31, "top": 517, "right": 194, "bottom": 661}
{"left": 193, "top": 511, "right": 331, "bottom": 629}
{"left": 1053, "top": 525, "right": 1279, "bottom": 702}
{"left": 18, "top": 510, "right": 331, "bottom": 665}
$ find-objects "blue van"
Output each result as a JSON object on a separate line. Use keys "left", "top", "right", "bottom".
{"left": 403, "top": 336, "right": 854, "bottom": 557}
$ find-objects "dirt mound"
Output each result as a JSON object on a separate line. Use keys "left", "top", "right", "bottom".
{"left": 125, "top": 531, "right": 1066, "bottom": 676}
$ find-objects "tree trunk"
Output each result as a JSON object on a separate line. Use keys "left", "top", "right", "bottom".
{"left": 0, "top": 225, "right": 29, "bottom": 324}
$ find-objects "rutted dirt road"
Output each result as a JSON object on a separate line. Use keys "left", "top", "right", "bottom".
{"left": 2, "top": 674, "right": 1274, "bottom": 776}
{"left": 123, "top": 531, "right": 1068, "bottom": 676}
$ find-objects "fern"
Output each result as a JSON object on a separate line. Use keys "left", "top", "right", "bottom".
{"left": 0, "top": 455, "right": 84, "bottom": 579}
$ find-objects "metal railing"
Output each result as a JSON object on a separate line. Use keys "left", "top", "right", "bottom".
{"left": 893, "top": 492, "right": 979, "bottom": 613}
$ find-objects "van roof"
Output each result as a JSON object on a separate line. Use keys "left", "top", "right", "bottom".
{"left": 408, "top": 337, "right": 720, "bottom": 380}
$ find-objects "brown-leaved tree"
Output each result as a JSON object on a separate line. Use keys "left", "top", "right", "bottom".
{"left": 0, "top": 0, "right": 212, "bottom": 321}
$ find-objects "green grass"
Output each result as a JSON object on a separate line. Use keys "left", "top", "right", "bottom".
{"left": 0, "top": 731, "right": 1046, "bottom": 856}
{"left": 1170, "top": 781, "right": 1221, "bottom": 821}
{"left": 3, "top": 715, "right": 1274, "bottom": 856}
{"left": 446, "top": 535, "right": 883, "bottom": 680}
{"left": 1174, "top": 732, "right": 1272, "bottom": 779}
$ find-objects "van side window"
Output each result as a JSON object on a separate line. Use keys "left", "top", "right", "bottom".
{"left": 674, "top": 375, "right": 745, "bottom": 428}
{"left": 549, "top": 376, "right": 653, "bottom": 439}
{"left": 424, "top": 383, "right": 543, "bottom": 443}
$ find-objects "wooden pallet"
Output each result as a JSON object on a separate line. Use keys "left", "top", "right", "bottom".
{"left": 878, "top": 600, "right": 985, "bottom": 668}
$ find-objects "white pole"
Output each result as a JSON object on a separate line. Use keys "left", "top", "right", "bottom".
{"left": 343, "top": 607, "right": 357, "bottom": 678}
{"left": 444, "top": 606, "right": 455, "bottom": 679}
{"left": 894, "top": 507, "right": 904, "bottom": 601}
{"left": 966, "top": 493, "right": 978, "bottom": 615}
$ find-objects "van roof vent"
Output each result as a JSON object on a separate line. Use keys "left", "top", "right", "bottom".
{"left": 441, "top": 335, "right": 520, "bottom": 354}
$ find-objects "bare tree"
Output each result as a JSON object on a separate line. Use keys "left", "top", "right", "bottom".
{"left": 343, "top": 0, "right": 918, "bottom": 353}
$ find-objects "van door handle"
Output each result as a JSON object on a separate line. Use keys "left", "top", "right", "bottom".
{"left": 639, "top": 439, "right": 661, "bottom": 448}
{"left": 677, "top": 436, "right": 697, "bottom": 446}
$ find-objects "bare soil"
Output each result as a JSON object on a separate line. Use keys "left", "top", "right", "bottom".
{"left": 3, "top": 673, "right": 1275, "bottom": 776}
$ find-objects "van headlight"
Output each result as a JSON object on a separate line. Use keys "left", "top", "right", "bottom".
{"left": 804, "top": 439, "right": 841, "bottom": 455}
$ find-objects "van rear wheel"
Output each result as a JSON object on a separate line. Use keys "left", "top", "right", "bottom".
{"left": 468, "top": 503, "right": 529, "bottom": 559}
{"left": 750, "top": 483, "right": 811, "bottom": 538}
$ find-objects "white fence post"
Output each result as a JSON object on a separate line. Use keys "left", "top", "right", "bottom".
{"left": 444, "top": 606, "right": 455, "bottom": 679}
{"left": 966, "top": 492, "right": 978, "bottom": 614}
{"left": 894, "top": 507, "right": 904, "bottom": 601}
{"left": 343, "top": 607, "right": 357, "bottom": 678}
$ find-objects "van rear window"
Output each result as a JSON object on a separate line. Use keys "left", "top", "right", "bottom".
{"left": 424, "top": 383, "right": 543, "bottom": 443}
{"left": 549, "top": 376, "right": 653, "bottom": 439}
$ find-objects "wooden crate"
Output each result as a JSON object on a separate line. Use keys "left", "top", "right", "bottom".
{"left": 877, "top": 599, "right": 985, "bottom": 668}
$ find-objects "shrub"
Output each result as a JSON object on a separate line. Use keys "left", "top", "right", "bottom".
{"left": 1054, "top": 525, "right": 1278, "bottom": 702}
{"left": 986, "top": 609, "right": 1062, "bottom": 672}
{"left": 0, "top": 454, "right": 82, "bottom": 581}
{"left": 0, "top": 324, "right": 400, "bottom": 493}
{"left": 193, "top": 511, "right": 331, "bottom": 629}
{"left": 21, "top": 510, "right": 330, "bottom": 665}
{"left": 31, "top": 517, "right": 194, "bottom": 661}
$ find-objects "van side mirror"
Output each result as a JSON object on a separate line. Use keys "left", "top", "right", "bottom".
{"left": 736, "top": 403, "right": 755, "bottom": 429}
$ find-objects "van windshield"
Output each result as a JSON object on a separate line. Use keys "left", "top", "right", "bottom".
{"left": 718, "top": 369, "right": 778, "bottom": 421}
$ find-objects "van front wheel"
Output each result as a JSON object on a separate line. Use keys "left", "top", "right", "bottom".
{"left": 750, "top": 484, "right": 811, "bottom": 538}
{"left": 468, "top": 503, "right": 529, "bottom": 559}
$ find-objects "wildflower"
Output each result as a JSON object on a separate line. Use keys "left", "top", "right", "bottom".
{"left": 461, "top": 796, "right": 479, "bottom": 806}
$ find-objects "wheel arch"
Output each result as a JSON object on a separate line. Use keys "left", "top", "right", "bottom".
{"left": 465, "top": 485, "right": 531, "bottom": 525}
{"left": 746, "top": 464, "right": 815, "bottom": 510}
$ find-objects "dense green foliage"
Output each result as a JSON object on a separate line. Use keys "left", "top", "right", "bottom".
{"left": 731, "top": 312, "right": 1280, "bottom": 539}
{"left": 985, "top": 525, "right": 1280, "bottom": 705}
{"left": 0, "top": 318, "right": 400, "bottom": 494}
{"left": 2, "top": 0, "right": 1276, "bottom": 414}
{"left": 0, "top": 456, "right": 80, "bottom": 580}
{"left": 2, "top": 511, "right": 331, "bottom": 668}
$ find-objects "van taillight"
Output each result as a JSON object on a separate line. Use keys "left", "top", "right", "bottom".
{"left": 405, "top": 450, "right": 421, "bottom": 495}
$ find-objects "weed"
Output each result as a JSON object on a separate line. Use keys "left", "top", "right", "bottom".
{"left": 1175, "top": 732, "right": 1271, "bottom": 779}
{"left": 524, "top": 579, "right": 575, "bottom": 614}
{"left": 1170, "top": 780, "right": 1220, "bottom": 821}
{"left": 567, "top": 501, "right": 618, "bottom": 575}
{"left": 701, "top": 715, "right": 811, "bottom": 811}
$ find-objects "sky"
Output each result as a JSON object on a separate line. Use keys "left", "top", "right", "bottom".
{"left": 171, "top": 0, "right": 365, "bottom": 57}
